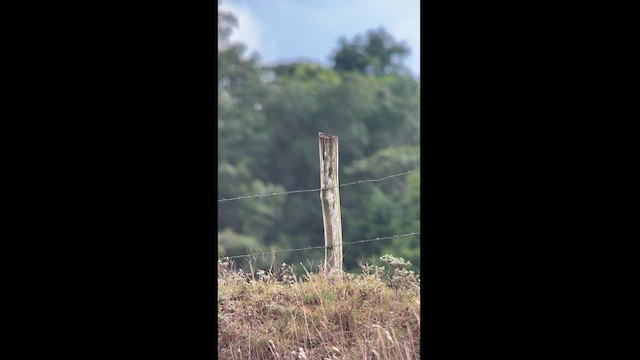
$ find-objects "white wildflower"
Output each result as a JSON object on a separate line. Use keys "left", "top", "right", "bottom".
{"left": 385, "top": 330, "right": 393, "bottom": 343}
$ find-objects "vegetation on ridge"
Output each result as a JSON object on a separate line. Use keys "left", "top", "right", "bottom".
{"left": 218, "top": 254, "right": 420, "bottom": 359}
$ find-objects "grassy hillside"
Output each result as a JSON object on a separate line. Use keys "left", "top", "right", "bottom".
{"left": 217, "top": 255, "right": 420, "bottom": 359}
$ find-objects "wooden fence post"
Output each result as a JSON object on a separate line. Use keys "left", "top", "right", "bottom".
{"left": 318, "top": 132, "right": 343, "bottom": 274}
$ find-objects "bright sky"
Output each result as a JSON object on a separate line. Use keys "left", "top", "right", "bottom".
{"left": 219, "top": 0, "right": 421, "bottom": 78}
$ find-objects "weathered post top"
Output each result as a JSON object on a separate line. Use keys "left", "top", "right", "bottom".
{"left": 318, "top": 132, "right": 337, "bottom": 138}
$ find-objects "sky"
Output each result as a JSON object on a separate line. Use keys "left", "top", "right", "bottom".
{"left": 218, "top": 0, "right": 420, "bottom": 78}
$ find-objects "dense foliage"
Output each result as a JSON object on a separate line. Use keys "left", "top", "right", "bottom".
{"left": 218, "top": 6, "right": 420, "bottom": 272}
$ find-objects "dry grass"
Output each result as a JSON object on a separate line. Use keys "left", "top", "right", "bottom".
{"left": 218, "top": 256, "right": 420, "bottom": 359}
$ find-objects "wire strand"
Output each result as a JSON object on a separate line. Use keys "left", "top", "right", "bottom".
{"left": 336, "top": 169, "right": 419, "bottom": 188}
{"left": 218, "top": 169, "right": 419, "bottom": 203}
{"left": 217, "top": 232, "right": 420, "bottom": 260}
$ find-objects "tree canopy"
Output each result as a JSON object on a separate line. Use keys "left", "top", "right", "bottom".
{"left": 332, "top": 27, "right": 411, "bottom": 76}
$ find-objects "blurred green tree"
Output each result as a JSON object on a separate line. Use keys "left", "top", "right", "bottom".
{"left": 217, "top": 5, "right": 285, "bottom": 249}
{"left": 332, "top": 27, "right": 411, "bottom": 76}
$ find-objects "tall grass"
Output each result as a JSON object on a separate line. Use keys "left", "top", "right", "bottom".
{"left": 218, "top": 255, "right": 420, "bottom": 359}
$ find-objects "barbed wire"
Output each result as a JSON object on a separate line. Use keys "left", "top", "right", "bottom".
{"left": 218, "top": 169, "right": 419, "bottom": 203}
{"left": 217, "top": 232, "right": 420, "bottom": 261}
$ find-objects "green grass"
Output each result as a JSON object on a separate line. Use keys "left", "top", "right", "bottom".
{"left": 218, "top": 256, "right": 420, "bottom": 359}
